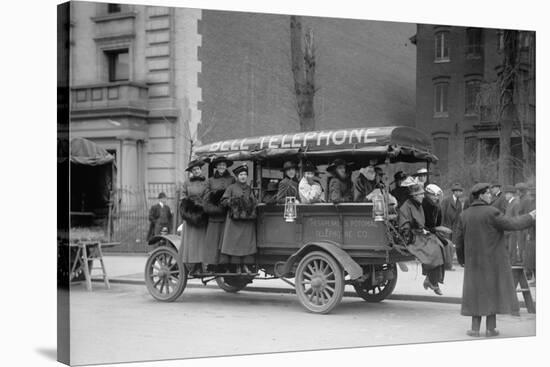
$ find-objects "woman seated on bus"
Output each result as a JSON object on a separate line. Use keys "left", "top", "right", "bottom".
{"left": 220, "top": 163, "right": 258, "bottom": 274}
{"left": 354, "top": 165, "right": 378, "bottom": 202}
{"left": 327, "top": 159, "right": 354, "bottom": 203}
{"left": 298, "top": 161, "right": 324, "bottom": 204}
{"left": 262, "top": 179, "right": 279, "bottom": 204}
{"left": 276, "top": 160, "right": 300, "bottom": 203}
{"left": 399, "top": 183, "right": 446, "bottom": 296}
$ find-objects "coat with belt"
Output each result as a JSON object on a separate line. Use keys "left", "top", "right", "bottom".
{"left": 440, "top": 195, "right": 463, "bottom": 240}
{"left": 455, "top": 200, "right": 535, "bottom": 316}
{"left": 220, "top": 182, "right": 257, "bottom": 257}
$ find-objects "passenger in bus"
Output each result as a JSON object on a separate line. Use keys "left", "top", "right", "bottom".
{"left": 399, "top": 183, "right": 446, "bottom": 296}
{"left": 203, "top": 156, "right": 235, "bottom": 270}
{"left": 374, "top": 166, "right": 386, "bottom": 187}
{"left": 179, "top": 158, "right": 208, "bottom": 274}
{"left": 354, "top": 165, "right": 377, "bottom": 202}
{"left": 262, "top": 179, "right": 279, "bottom": 204}
{"left": 390, "top": 171, "right": 410, "bottom": 208}
{"left": 220, "top": 164, "right": 257, "bottom": 274}
{"left": 327, "top": 159, "right": 354, "bottom": 203}
{"left": 421, "top": 184, "right": 447, "bottom": 295}
{"left": 276, "top": 160, "right": 300, "bottom": 203}
{"left": 298, "top": 161, "right": 324, "bottom": 204}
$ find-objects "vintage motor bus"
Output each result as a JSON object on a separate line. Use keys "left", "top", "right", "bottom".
{"left": 145, "top": 126, "right": 438, "bottom": 314}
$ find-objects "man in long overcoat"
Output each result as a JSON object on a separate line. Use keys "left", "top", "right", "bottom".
{"left": 440, "top": 183, "right": 464, "bottom": 270}
{"left": 147, "top": 192, "right": 173, "bottom": 240}
{"left": 455, "top": 183, "right": 535, "bottom": 337}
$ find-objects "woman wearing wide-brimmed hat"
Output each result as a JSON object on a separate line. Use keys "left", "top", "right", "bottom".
{"left": 327, "top": 158, "right": 354, "bottom": 203}
{"left": 202, "top": 155, "right": 235, "bottom": 270}
{"left": 220, "top": 163, "right": 257, "bottom": 274}
{"left": 275, "top": 160, "right": 300, "bottom": 204}
{"left": 298, "top": 161, "right": 324, "bottom": 204}
{"left": 179, "top": 158, "right": 209, "bottom": 273}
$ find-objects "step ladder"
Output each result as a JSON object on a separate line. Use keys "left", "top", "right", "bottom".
{"left": 512, "top": 265, "right": 535, "bottom": 313}
{"left": 70, "top": 241, "right": 110, "bottom": 291}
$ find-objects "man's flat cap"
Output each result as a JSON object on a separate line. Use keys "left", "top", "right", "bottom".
{"left": 470, "top": 182, "right": 490, "bottom": 196}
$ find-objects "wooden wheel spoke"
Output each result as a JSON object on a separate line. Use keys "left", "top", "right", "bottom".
{"left": 153, "top": 278, "right": 162, "bottom": 288}
{"left": 324, "top": 271, "right": 334, "bottom": 278}
{"left": 307, "top": 264, "right": 315, "bottom": 275}
{"left": 325, "top": 284, "right": 335, "bottom": 293}
{"left": 322, "top": 289, "right": 332, "bottom": 301}
{"left": 303, "top": 271, "right": 313, "bottom": 279}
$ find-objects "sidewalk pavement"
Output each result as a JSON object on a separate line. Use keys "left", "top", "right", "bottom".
{"left": 97, "top": 254, "right": 535, "bottom": 305}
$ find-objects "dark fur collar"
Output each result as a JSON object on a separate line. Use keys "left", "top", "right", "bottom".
{"left": 214, "top": 170, "right": 232, "bottom": 179}
{"left": 190, "top": 175, "right": 205, "bottom": 182}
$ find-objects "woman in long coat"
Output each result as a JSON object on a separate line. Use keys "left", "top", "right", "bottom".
{"left": 455, "top": 183, "right": 535, "bottom": 337}
{"left": 220, "top": 164, "right": 257, "bottom": 274}
{"left": 180, "top": 159, "right": 208, "bottom": 273}
{"left": 203, "top": 156, "right": 235, "bottom": 269}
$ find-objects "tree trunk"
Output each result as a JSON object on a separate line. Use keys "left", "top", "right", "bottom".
{"left": 290, "top": 15, "right": 315, "bottom": 132}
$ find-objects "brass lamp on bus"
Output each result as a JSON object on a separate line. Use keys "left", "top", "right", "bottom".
{"left": 284, "top": 196, "right": 297, "bottom": 222}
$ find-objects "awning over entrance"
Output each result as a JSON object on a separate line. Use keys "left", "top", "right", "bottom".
{"left": 58, "top": 137, "right": 116, "bottom": 166}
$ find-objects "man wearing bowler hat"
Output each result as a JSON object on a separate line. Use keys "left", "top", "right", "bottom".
{"left": 147, "top": 192, "right": 173, "bottom": 240}
{"left": 455, "top": 183, "right": 535, "bottom": 337}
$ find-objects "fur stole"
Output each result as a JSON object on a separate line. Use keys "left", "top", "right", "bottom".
{"left": 228, "top": 195, "right": 257, "bottom": 220}
{"left": 180, "top": 196, "right": 208, "bottom": 226}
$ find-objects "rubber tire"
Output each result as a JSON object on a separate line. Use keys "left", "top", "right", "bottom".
{"left": 145, "top": 246, "right": 187, "bottom": 302}
{"left": 353, "top": 265, "right": 398, "bottom": 303}
{"left": 295, "top": 251, "right": 345, "bottom": 314}
{"left": 215, "top": 276, "right": 250, "bottom": 293}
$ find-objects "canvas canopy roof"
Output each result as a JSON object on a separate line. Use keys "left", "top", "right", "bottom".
{"left": 58, "top": 137, "right": 116, "bottom": 166}
{"left": 194, "top": 126, "right": 438, "bottom": 165}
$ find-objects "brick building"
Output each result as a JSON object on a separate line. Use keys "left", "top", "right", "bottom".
{"left": 69, "top": 2, "right": 417, "bottom": 193}
{"left": 412, "top": 24, "right": 535, "bottom": 185}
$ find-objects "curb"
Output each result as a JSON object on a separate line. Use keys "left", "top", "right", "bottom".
{"left": 94, "top": 277, "right": 533, "bottom": 309}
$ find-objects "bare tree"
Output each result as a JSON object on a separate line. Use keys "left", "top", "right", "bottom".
{"left": 290, "top": 15, "right": 316, "bottom": 131}
{"left": 476, "top": 30, "right": 535, "bottom": 185}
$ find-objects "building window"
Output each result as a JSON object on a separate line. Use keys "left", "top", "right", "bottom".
{"left": 107, "top": 3, "right": 121, "bottom": 13}
{"left": 434, "top": 31, "right": 450, "bottom": 62}
{"left": 465, "top": 80, "right": 481, "bottom": 115}
{"left": 466, "top": 28, "right": 483, "bottom": 58}
{"left": 434, "top": 82, "right": 449, "bottom": 117}
{"left": 105, "top": 49, "right": 129, "bottom": 82}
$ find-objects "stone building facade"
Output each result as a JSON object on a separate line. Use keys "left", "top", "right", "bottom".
{"left": 69, "top": 1, "right": 202, "bottom": 193}
{"left": 69, "top": 2, "right": 417, "bottom": 192}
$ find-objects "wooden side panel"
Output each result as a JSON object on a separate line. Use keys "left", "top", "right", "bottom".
{"left": 257, "top": 204, "right": 389, "bottom": 254}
